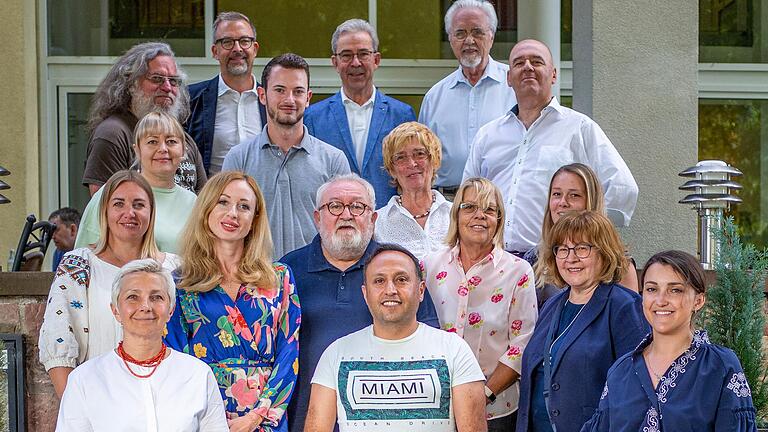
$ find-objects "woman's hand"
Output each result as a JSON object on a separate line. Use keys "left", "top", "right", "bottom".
{"left": 227, "top": 412, "right": 263, "bottom": 432}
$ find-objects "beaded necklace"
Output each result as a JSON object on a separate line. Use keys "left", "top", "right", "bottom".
{"left": 117, "top": 341, "right": 167, "bottom": 379}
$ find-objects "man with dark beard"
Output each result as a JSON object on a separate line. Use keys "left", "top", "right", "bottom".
{"left": 82, "top": 42, "right": 206, "bottom": 195}
{"left": 185, "top": 12, "right": 268, "bottom": 176}
{"left": 222, "top": 53, "right": 350, "bottom": 258}
{"left": 419, "top": 0, "right": 516, "bottom": 198}
{"left": 280, "top": 173, "right": 439, "bottom": 432}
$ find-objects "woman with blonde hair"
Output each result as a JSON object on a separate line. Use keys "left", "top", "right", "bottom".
{"left": 528, "top": 163, "right": 638, "bottom": 307}
{"left": 39, "top": 170, "right": 180, "bottom": 398}
{"left": 423, "top": 177, "right": 538, "bottom": 431}
{"left": 165, "top": 171, "right": 300, "bottom": 432}
{"left": 75, "top": 110, "right": 197, "bottom": 253}
{"left": 375, "top": 121, "right": 452, "bottom": 259}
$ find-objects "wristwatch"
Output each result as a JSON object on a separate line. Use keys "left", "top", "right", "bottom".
{"left": 484, "top": 385, "right": 496, "bottom": 403}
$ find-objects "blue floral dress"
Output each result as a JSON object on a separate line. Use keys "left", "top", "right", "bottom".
{"left": 166, "top": 263, "right": 301, "bottom": 432}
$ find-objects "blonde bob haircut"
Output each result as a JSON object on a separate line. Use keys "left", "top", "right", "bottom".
{"left": 93, "top": 170, "right": 161, "bottom": 260}
{"left": 382, "top": 122, "right": 442, "bottom": 191}
{"left": 177, "top": 171, "right": 276, "bottom": 292}
{"left": 131, "top": 111, "right": 186, "bottom": 171}
{"left": 444, "top": 177, "right": 505, "bottom": 249}
{"left": 539, "top": 210, "right": 627, "bottom": 288}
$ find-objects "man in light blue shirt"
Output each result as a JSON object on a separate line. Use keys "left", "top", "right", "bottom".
{"left": 419, "top": 0, "right": 516, "bottom": 193}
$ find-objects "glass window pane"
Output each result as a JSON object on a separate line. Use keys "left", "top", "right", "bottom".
{"left": 218, "top": 1, "right": 368, "bottom": 58}
{"left": 47, "top": 0, "right": 204, "bottom": 56}
{"left": 700, "top": 0, "right": 763, "bottom": 62}
{"left": 699, "top": 99, "right": 767, "bottom": 247}
{"left": 66, "top": 93, "right": 93, "bottom": 214}
{"left": 377, "top": 0, "right": 516, "bottom": 59}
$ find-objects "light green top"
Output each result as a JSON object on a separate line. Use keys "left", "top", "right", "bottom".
{"left": 74, "top": 184, "right": 197, "bottom": 254}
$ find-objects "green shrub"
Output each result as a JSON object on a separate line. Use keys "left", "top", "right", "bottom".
{"left": 701, "top": 217, "right": 768, "bottom": 418}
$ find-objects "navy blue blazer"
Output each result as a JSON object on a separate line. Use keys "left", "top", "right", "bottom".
{"left": 304, "top": 90, "right": 415, "bottom": 208}
{"left": 516, "top": 283, "right": 649, "bottom": 432}
{"left": 184, "top": 76, "right": 267, "bottom": 174}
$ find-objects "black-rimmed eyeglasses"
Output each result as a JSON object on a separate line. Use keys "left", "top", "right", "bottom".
{"left": 320, "top": 201, "right": 369, "bottom": 216}
{"left": 553, "top": 244, "right": 596, "bottom": 259}
{"left": 333, "top": 50, "right": 376, "bottom": 63}
{"left": 215, "top": 37, "right": 256, "bottom": 50}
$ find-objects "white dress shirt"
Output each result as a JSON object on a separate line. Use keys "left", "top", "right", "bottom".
{"left": 211, "top": 74, "right": 262, "bottom": 174}
{"left": 374, "top": 190, "right": 452, "bottom": 260}
{"left": 341, "top": 86, "right": 376, "bottom": 168}
{"left": 463, "top": 97, "right": 638, "bottom": 252}
{"left": 419, "top": 58, "right": 517, "bottom": 188}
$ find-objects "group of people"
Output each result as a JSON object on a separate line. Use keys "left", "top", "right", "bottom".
{"left": 38, "top": 1, "right": 757, "bottom": 431}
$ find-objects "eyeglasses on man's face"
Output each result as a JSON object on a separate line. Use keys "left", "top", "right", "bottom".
{"left": 553, "top": 243, "right": 596, "bottom": 259}
{"left": 215, "top": 36, "right": 256, "bottom": 50}
{"left": 320, "top": 201, "right": 370, "bottom": 217}
{"left": 392, "top": 148, "right": 429, "bottom": 167}
{"left": 452, "top": 27, "right": 488, "bottom": 41}
{"left": 333, "top": 49, "right": 376, "bottom": 63}
{"left": 145, "top": 74, "right": 182, "bottom": 88}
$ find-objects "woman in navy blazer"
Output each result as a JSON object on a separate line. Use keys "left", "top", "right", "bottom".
{"left": 517, "top": 211, "right": 649, "bottom": 432}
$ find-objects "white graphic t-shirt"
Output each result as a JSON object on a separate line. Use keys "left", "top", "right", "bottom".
{"left": 311, "top": 323, "right": 485, "bottom": 432}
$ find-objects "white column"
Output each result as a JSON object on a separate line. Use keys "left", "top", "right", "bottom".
{"left": 516, "top": 0, "right": 560, "bottom": 97}
{"left": 572, "top": 0, "right": 699, "bottom": 265}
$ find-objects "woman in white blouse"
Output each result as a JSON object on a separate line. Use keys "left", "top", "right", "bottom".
{"left": 374, "top": 122, "right": 452, "bottom": 260}
{"left": 422, "top": 177, "right": 538, "bottom": 432}
{"left": 56, "top": 259, "right": 228, "bottom": 431}
{"left": 39, "top": 170, "right": 180, "bottom": 398}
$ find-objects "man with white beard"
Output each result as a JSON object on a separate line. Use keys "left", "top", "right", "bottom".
{"left": 185, "top": 12, "right": 267, "bottom": 176}
{"left": 280, "top": 173, "right": 440, "bottom": 432}
{"left": 419, "top": 0, "right": 516, "bottom": 198}
{"left": 83, "top": 42, "right": 206, "bottom": 195}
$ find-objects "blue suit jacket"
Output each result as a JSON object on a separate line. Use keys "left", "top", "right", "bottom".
{"left": 304, "top": 90, "right": 415, "bottom": 208}
{"left": 516, "top": 283, "right": 649, "bottom": 432}
{"left": 184, "top": 76, "right": 267, "bottom": 174}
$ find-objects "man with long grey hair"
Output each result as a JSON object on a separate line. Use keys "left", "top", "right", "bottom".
{"left": 304, "top": 18, "right": 415, "bottom": 208}
{"left": 83, "top": 42, "right": 206, "bottom": 195}
{"left": 419, "top": 0, "right": 516, "bottom": 199}
{"left": 280, "top": 173, "right": 439, "bottom": 432}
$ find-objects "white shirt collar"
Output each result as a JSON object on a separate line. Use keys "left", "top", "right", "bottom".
{"left": 340, "top": 86, "right": 377, "bottom": 108}
{"left": 450, "top": 57, "right": 507, "bottom": 88}
{"left": 217, "top": 74, "right": 259, "bottom": 97}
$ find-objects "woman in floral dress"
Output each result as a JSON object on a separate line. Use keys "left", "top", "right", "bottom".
{"left": 422, "top": 177, "right": 538, "bottom": 431}
{"left": 166, "top": 171, "right": 300, "bottom": 432}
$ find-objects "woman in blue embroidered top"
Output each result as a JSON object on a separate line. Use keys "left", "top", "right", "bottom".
{"left": 581, "top": 250, "right": 757, "bottom": 432}
{"left": 165, "top": 171, "right": 301, "bottom": 432}
{"left": 516, "top": 211, "right": 649, "bottom": 432}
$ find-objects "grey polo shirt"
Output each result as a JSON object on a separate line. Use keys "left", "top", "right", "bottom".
{"left": 222, "top": 125, "right": 351, "bottom": 258}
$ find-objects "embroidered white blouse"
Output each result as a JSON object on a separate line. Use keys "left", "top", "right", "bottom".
{"left": 38, "top": 248, "right": 180, "bottom": 371}
{"left": 423, "top": 244, "right": 538, "bottom": 419}
{"left": 374, "top": 190, "right": 452, "bottom": 260}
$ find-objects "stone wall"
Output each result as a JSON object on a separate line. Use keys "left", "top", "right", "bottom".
{"left": 0, "top": 272, "right": 55, "bottom": 432}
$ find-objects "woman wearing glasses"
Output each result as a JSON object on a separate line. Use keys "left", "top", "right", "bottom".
{"left": 375, "top": 122, "right": 452, "bottom": 260}
{"left": 422, "top": 177, "right": 538, "bottom": 432}
{"left": 516, "top": 211, "right": 648, "bottom": 432}
{"left": 165, "top": 171, "right": 300, "bottom": 432}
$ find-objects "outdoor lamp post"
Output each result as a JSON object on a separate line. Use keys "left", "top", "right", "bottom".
{"left": 679, "top": 160, "right": 742, "bottom": 270}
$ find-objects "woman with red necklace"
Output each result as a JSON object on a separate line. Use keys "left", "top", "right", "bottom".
{"left": 56, "top": 259, "right": 228, "bottom": 431}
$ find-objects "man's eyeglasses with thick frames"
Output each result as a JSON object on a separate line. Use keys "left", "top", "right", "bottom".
{"left": 320, "top": 201, "right": 370, "bottom": 217}
{"left": 215, "top": 37, "right": 256, "bottom": 50}
{"left": 333, "top": 50, "right": 377, "bottom": 63}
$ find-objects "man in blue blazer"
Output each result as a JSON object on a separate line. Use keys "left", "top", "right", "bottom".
{"left": 185, "top": 11, "right": 268, "bottom": 175}
{"left": 304, "top": 19, "right": 416, "bottom": 208}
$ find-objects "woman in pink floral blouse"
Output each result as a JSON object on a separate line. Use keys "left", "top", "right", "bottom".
{"left": 422, "top": 177, "right": 538, "bottom": 432}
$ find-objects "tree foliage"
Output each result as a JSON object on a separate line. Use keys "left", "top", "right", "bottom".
{"left": 701, "top": 217, "right": 768, "bottom": 417}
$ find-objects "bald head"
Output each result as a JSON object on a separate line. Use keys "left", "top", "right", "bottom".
{"left": 507, "top": 39, "right": 557, "bottom": 105}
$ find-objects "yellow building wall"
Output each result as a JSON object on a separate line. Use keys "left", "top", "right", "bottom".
{"left": 0, "top": 0, "right": 40, "bottom": 268}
